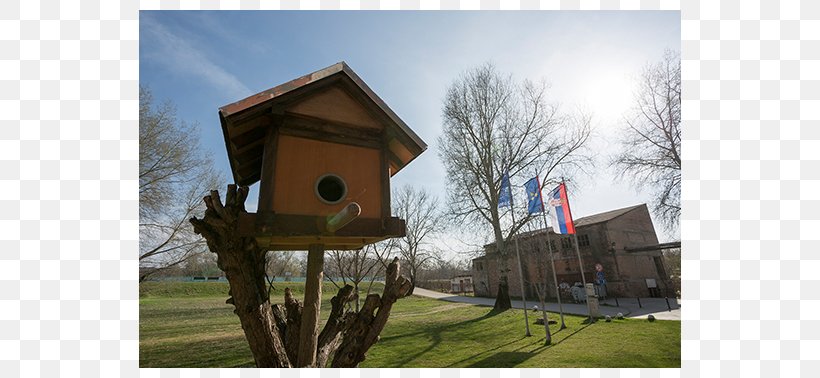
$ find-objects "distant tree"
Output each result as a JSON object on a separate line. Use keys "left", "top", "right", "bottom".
{"left": 438, "top": 63, "right": 591, "bottom": 310}
{"left": 325, "top": 242, "right": 389, "bottom": 312}
{"left": 662, "top": 247, "right": 681, "bottom": 298}
{"left": 139, "top": 86, "right": 221, "bottom": 282}
{"left": 264, "top": 251, "right": 302, "bottom": 295}
{"left": 612, "top": 50, "right": 681, "bottom": 233}
{"left": 392, "top": 185, "right": 447, "bottom": 295}
{"left": 265, "top": 251, "right": 300, "bottom": 280}
{"left": 183, "top": 252, "right": 222, "bottom": 277}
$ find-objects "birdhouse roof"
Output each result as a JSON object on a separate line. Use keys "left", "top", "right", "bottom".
{"left": 219, "top": 62, "right": 427, "bottom": 187}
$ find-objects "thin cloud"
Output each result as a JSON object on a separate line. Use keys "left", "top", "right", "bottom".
{"left": 141, "top": 16, "right": 252, "bottom": 99}
{"left": 192, "top": 12, "right": 272, "bottom": 55}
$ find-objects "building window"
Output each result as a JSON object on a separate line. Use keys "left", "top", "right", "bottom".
{"left": 578, "top": 234, "right": 590, "bottom": 247}
{"left": 561, "top": 237, "right": 572, "bottom": 249}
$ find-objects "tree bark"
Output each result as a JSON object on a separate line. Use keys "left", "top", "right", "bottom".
{"left": 331, "top": 256, "right": 412, "bottom": 367}
{"left": 189, "top": 185, "right": 291, "bottom": 367}
{"left": 190, "top": 184, "right": 412, "bottom": 368}
{"left": 316, "top": 285, "right": 356, "bottom": 367}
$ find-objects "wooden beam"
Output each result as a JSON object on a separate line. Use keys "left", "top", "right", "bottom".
{"left": 231, "top": 125, "right": 269, "bottom": 152}
{"left": 226, "top": 113, "right": 274, "bottom": 139}
{"left": 233, "top": 141, "right": 265, "bottom": 165}
{"left": 380, "top": 149, "right": 391, "bottom": 220}
{"left": 234, "top": 156, "right": 264, "bottom": 186}
{"left": 278, "top": 113, "right": 383, "bottom": 150}
{"left": 298, "top": 244, "right": 324, "bottom": 367}
{"left": 256, "top": 127, "right": 280, "bottom": 213}
{"left": 386, "top": 151, "right": 405, "bottom": 171}
{"left": 240, "top": 213, "right": 405, "bottom": 250}
{"left": 242, "top": 213, "right": 404, "bottom": 237}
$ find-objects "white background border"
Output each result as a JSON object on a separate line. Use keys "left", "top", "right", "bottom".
{"left": 4, "top": 0, "right": 817, "bottom": 377}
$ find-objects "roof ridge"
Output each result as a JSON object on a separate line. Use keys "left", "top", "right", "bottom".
{"left": 573, "top": 203, "right": 645, "bottom": 224}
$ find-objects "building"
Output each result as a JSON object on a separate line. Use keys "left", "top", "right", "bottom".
{"left": 472, "top": 204, "right": 673, "bottom": 299}
{"left": 450, "top": 275, "right": 474, "bottom": 294}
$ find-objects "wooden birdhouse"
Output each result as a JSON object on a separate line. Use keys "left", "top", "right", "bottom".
{"left": 219, "top": 62, "right": 426, "bottom": 250}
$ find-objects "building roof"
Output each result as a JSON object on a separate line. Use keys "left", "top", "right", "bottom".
{"left": 218, "top": 62, "right": 427, "bottom": 186}
{"left": 573, "top": 203, "right": 646, "bottom": 227}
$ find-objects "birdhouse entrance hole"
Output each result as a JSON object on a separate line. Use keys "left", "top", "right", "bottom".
{"left": 315, "top": 174, "right": 347, "bottom": 205}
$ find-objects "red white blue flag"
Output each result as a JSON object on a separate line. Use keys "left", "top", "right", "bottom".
{"left": 547, "top": 183, "right": 576, "bottom": 234}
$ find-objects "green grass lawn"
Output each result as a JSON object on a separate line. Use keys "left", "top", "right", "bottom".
{"left": 140, "top": 281, "right": 680, "bottom": 368}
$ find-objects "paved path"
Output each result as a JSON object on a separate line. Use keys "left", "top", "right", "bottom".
{"left": 598, "top": 296, "right": 681, "bottom": 320}
{"left": 411, "top": 287, "right": 681, "bottom": 320}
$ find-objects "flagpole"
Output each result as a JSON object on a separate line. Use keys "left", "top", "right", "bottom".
{"left": 573, "top": 234, "right": 588, "bottom": 287}
{"left": 562, "top": 178, "right": 592, "bottom": 321}
{"left": 542, "top": 213, "right": 567, "bottom": 329}
{"left": 509, "top": 197, "right": 532, "bottom": 337}
{"left": 530, "top": 175, "right": 553, "bottom": 343}
{"left": 537, "top": 175, "right": 566, "bottom": 329}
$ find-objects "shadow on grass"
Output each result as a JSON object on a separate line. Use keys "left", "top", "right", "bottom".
{"left": 466, "top": 352, "right": 534, "bottom": 368}
{"left": 514, "top": 321, "right": 594, "bottom": 352}
{"left": 444, "top": 317, "right": 587, "bottom": 368}
{"left": 548, "top": 323, "right": 592, "bottom": 347}
{"left": 443, "top": 335, "right": 528, "bottom": 368}
{"left": 475, "top": 320, "right": 595, "bottom": 364}
{"left": 378, "top": 308, "right": 507, "bottom": 367}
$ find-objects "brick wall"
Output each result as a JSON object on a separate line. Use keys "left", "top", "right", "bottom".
{"left": 471, "top": 204, "right": 668, "bottom": 299}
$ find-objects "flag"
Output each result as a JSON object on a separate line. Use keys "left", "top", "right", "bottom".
{"left": 547, "top": 183, "right": 576, "bottom": 234}
{"left": 524, "top": 177, "right": 544, "bottom": 214}
{"left": 498, "top": 173, "right": 512, "bottom": 208}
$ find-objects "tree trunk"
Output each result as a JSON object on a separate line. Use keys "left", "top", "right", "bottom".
{"left": 494, "top": 276, "right": 511, "bottom": 311}
{"left": 190, "top": 185, "right": 413, "bottom": 368}
{"left": 189, "top": 186, "right": 290, "bottom": 367}
{"left": 492, "top": 214, "right": 512, "bottom": 310}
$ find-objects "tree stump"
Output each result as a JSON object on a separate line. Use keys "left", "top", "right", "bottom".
{"left": 190, "top": 184, "right": 412, "bottom": 367}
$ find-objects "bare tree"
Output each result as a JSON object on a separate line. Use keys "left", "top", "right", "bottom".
{"left": 265, "top": 251, "right": 300, "bottom": 281}
{"left": 182, "top": 252, "right": 221, "bottom": 277}
{"left": 325, "top": 243, "right": 387, "bottom": 311}
{"left": 438, "top": 63, "right": 591, "bottom": 310}
{"left": 612, "top": 49, "right": 681, "bottom": 232}
{"left": 139, "top": 86, "right": 221, "bottom": 282}
{"left": 264, "top": 251, "right": 302, "bottom": 295}
{"left": 392, "top": 185, "right": 447, "bottom": 295}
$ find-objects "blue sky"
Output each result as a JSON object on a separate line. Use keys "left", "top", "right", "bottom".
{"left": 140, "top": 11, "right": 680, "bottom": 254}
